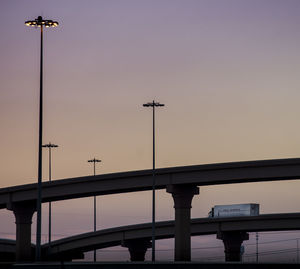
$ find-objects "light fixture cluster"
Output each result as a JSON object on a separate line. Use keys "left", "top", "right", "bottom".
{"left": 88, "top": 158, "right": 102, "bottom": 163}
{"left": 143, "top": 101, "right": 165, "bottom": 107}
{"left": 42, "top": 143, "right": 59, "bottom": 148}
{"left": 25, "top": 16, "right": 58, "bottom": 28}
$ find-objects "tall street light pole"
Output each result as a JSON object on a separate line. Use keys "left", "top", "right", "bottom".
{"left": 25, "top": 16, "right": 59, "bottom": 261}
{"left": 42, "top": 142, "right": 59, "bottom": 246}
{"left": 143, "top": 100, "right": 165, "bottom": 262}
{"left": 88, "top": 158, "right": 101, "bottom": 262}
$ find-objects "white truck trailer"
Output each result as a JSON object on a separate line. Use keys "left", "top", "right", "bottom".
{"left": 208, "top": 203, "right": 259, "bottom": 218}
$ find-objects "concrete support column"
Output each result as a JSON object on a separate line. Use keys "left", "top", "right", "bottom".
{"left": 217, "top": 231, "right": 249, "bottom": 262}
{"left": 122, "top": 239, "right": 151, "bottom": 261}
{"left": 10, "top": 201, "right": 36, "bottom": 262}
{"left": 167, "top": 184, "right": 199, "bottom": 261}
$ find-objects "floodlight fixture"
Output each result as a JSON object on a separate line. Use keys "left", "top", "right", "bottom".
{"left": 25, "top": 16, "right": 58, "bottom": 28}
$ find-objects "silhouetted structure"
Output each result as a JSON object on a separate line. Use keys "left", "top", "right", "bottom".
{"left": 2, "top": 213, "right": 300, "bottom": 262}
{"left": 42, "top": 142, "right": 59, "bottom": 246}
{"left": 25, "top": 15, "right": 59, "bottom": 261}
{"left": 2, "top": 158, "right": 300, "bottom": 261}
{"left": 87, "top": 157, "right": 101, "bottom": 262}
{"left": 143, "top": 100, "right": 165, "bottom": 261}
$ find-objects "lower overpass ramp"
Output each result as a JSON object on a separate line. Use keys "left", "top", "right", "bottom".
{"left": 42, "top": 213, "right": 300, "bottom": 261}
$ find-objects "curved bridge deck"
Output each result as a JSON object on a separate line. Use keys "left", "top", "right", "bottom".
{"left": 42, "top": 213, "right": 300, "bottom": 258}
{"left": 1, "top": 158, "right": 300, "bottom": 208}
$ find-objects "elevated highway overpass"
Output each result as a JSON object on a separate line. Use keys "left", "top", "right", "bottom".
{"left": 1, "top": 158, "right": 300, "bottom": 207}
{"left": 1, "top": 158, "right": 300, "bottom": 261}
{"left": 43, "top": 213, "right": 300, "bottom": 261}
{"left": 2, "top": 213, "right": 300, "bottom": 262}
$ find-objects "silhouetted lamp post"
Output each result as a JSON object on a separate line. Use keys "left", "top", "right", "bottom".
{"left": 42, "top": 142, "right": 59, "bottom": 246}
{"left": 143, "top": 100, "right": 165, "bottom": 262}
{"left": 25, "top": 16, "right": 59, "bottom": 261}
{"left": 88, "top": 158, "right": 101, "bottom": 262}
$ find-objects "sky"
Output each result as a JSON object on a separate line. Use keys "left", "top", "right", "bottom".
{"left": 1, "top": 0, "right": 300, "bottom": 262}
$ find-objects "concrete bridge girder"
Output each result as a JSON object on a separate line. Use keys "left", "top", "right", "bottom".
{"left": 1, "top": 158, "right": 300, "bottom": 210}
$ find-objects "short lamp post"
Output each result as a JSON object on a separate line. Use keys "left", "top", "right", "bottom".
{"left": 143, "top": 100, "right": 165, "bottom": 262}
{"left": 88, "top": 158, "right": 101, "bottom": 262}
{"left": 42, "top": 142, "right": 59, "bottom": 246}
{"left": 25, "top": 16, "right": 59, "bottom": 261}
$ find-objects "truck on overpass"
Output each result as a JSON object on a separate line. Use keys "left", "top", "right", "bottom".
{"left": 208, "top": 203, "right": 259, "bottom": 218}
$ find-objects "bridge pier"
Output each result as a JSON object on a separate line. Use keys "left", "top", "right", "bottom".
{"left": 217, "top": 231, "right": 249, "bottom": 262}
{"left": 8, "top": 201, "right": 36, "bottom": 262}
{"left": 167, "top": 184, "right": 199, "bottom": 261}
{"left": 122, "top": 239, "right": 151, "bottom": 261}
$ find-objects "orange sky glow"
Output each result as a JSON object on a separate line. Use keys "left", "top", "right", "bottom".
{"left": 1, "top": 0, "right": 300, "bottom": 262}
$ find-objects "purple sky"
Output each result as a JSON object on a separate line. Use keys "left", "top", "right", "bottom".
{"left": 1, "top": 0, "right": 300, "bottom": 262}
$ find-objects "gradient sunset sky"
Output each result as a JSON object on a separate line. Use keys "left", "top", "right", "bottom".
{"left": 1, "top": 0, "right": 300, "bottom": 261}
